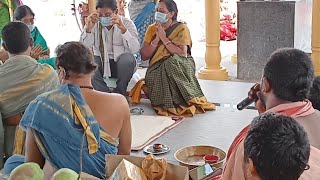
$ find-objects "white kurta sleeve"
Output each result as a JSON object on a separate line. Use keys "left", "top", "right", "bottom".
{"left": 80, "top": 25, "right": 96, "bottom": 48}
{"left": 121, "top": 19, "right": 140, "bottom": 54}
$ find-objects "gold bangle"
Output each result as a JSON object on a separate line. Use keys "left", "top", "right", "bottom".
{"left": 164, "top": 41, "right": 172, "bottom": 45}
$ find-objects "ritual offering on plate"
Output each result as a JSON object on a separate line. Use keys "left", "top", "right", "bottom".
{"left": 174, "top": 145, "right": 226, "bottom": 169}
{"left": 153, "top": 144, "right": 164, "bottom": 151}
{"left": 203, "top": 154, "right": 220, "bottom": 164}
{"left": 143, "top": 143, "right": 170, "bottom": 155}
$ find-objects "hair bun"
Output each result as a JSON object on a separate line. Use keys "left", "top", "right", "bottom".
{"left": 55, "top": 42, "right": 97, "bottom": 77}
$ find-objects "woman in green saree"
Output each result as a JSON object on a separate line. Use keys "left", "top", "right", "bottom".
{"left": 130, "top": 0, "right": 215, "bottom": 116}
{"left": 13, "top": 5, "right": 57, "bottom": 69}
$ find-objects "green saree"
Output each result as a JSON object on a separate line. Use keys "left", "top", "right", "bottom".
{"left": 31, "top": 27, "right": 57, "bottom": 70}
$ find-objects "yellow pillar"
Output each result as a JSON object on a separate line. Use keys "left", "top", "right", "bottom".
{"left": 198, "top": 0, "right": 228, "bottom": 80}
{"left": 312, "top": 0, "right": 320, "bottom": 75}
{"left": 88, "top": 0, "right": 96, "bottom": 14}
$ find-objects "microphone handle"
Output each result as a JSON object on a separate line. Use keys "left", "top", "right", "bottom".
{"left": 237, "top": 97, "right": 254, "bottom": 110}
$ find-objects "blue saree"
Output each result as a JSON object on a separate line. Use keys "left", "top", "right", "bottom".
{"left": 134, "top": 2, "right": 156, "bottom": 45}
{"left": 19, "top": 84, "right": 118, "bottom": 178}
{"left": 130, "top": 1, "right": 156, "bottom": 65}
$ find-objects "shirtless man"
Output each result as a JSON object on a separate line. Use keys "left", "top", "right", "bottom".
{"left": 0, "top": 22, "right": 59, "bottom": 168}
{"left": 223, "top": 48, "right": 320, "bottom": 179}
{"left": 3, "top": 42, "right": 131, "bottom": 178}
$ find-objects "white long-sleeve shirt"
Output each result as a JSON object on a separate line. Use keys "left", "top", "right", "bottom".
{"left": 80, "top": 16, "right": 140, "bottom": 77}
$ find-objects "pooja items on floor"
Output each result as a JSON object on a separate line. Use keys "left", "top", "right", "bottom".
{"left": 143, "top": 143, "right": 170, "bottom": 155}
{"left": 109, "top": 159, "right": 148, "bottom": 180}
{"left": 174, "top": 145, "right": 226, "bottom": 169}
{"left": 109, "top": 154, "right": 168, "bottom": 180}
{"left": 50, "top": 168, "right": 79, "bottom": 180}
{"left": 142, "top": 154, "right": 167, "bottom": 180}
{"left": 8, "top": 162, "right": 44, "bottom": 180}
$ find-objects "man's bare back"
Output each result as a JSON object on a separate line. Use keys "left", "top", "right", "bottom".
{"left": 81, "top": 89, "right": 132, "bottom": 155}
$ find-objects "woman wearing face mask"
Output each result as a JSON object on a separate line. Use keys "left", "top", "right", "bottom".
{"left": 13, "top": 5, "right": 56, "bottom": 69}
{"left": 131, "top": 0, "right": 215, "bottom": 116}
{"left": 80, "top": 0, "right": 140, "bottom": 96}
{"left": 3, "top": 42, "right": 131, "bottom": 179}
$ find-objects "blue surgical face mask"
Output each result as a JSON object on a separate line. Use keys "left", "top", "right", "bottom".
{"left": 155, "top": 12, "right": 168, "bottom": 24}
{"left": 99, "top": 17, "right": 112, "bottom": 27}
{"left": 27, "top": 24, "right": 35, "bottom": 32}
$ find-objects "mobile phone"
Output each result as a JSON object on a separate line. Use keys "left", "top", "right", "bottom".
{"left": 189, "top": 164, "right": 214, "bottom": 180}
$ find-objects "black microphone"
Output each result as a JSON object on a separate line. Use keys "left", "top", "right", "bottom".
{"left": 237, "top": 97, "right": 254, "bottom": 111}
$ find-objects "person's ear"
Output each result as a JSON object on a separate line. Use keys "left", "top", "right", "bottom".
{"left": 261, "top": 77, "right": 271, "bottom": 93}
{"left": 167, "top": 11, "right": 174, "bottom": 20}
{"left": 248, "top": 158, "right": 260, "bottom": 179}
{"left": 57, "top": 66, "right": 66, "bottom": 82}
{"left": 2, "top": 43, "right": 8, "bottom": 51}
{"left": 30, "top": 38, "right": 34, "bottom": 48}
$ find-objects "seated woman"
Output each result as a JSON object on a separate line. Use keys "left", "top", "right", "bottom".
{"left": 4, "top": 42, "right": 132, "bottom": 178}
{"left": 130, "top": 0, "right": 215, "bottom": 116}
{"left": 13, "top": 5, "right": 57, "bottom": 69}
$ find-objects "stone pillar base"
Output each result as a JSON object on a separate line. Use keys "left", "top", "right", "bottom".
{"left": 198, "top": 67, "right": 228, "bottom": 80}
